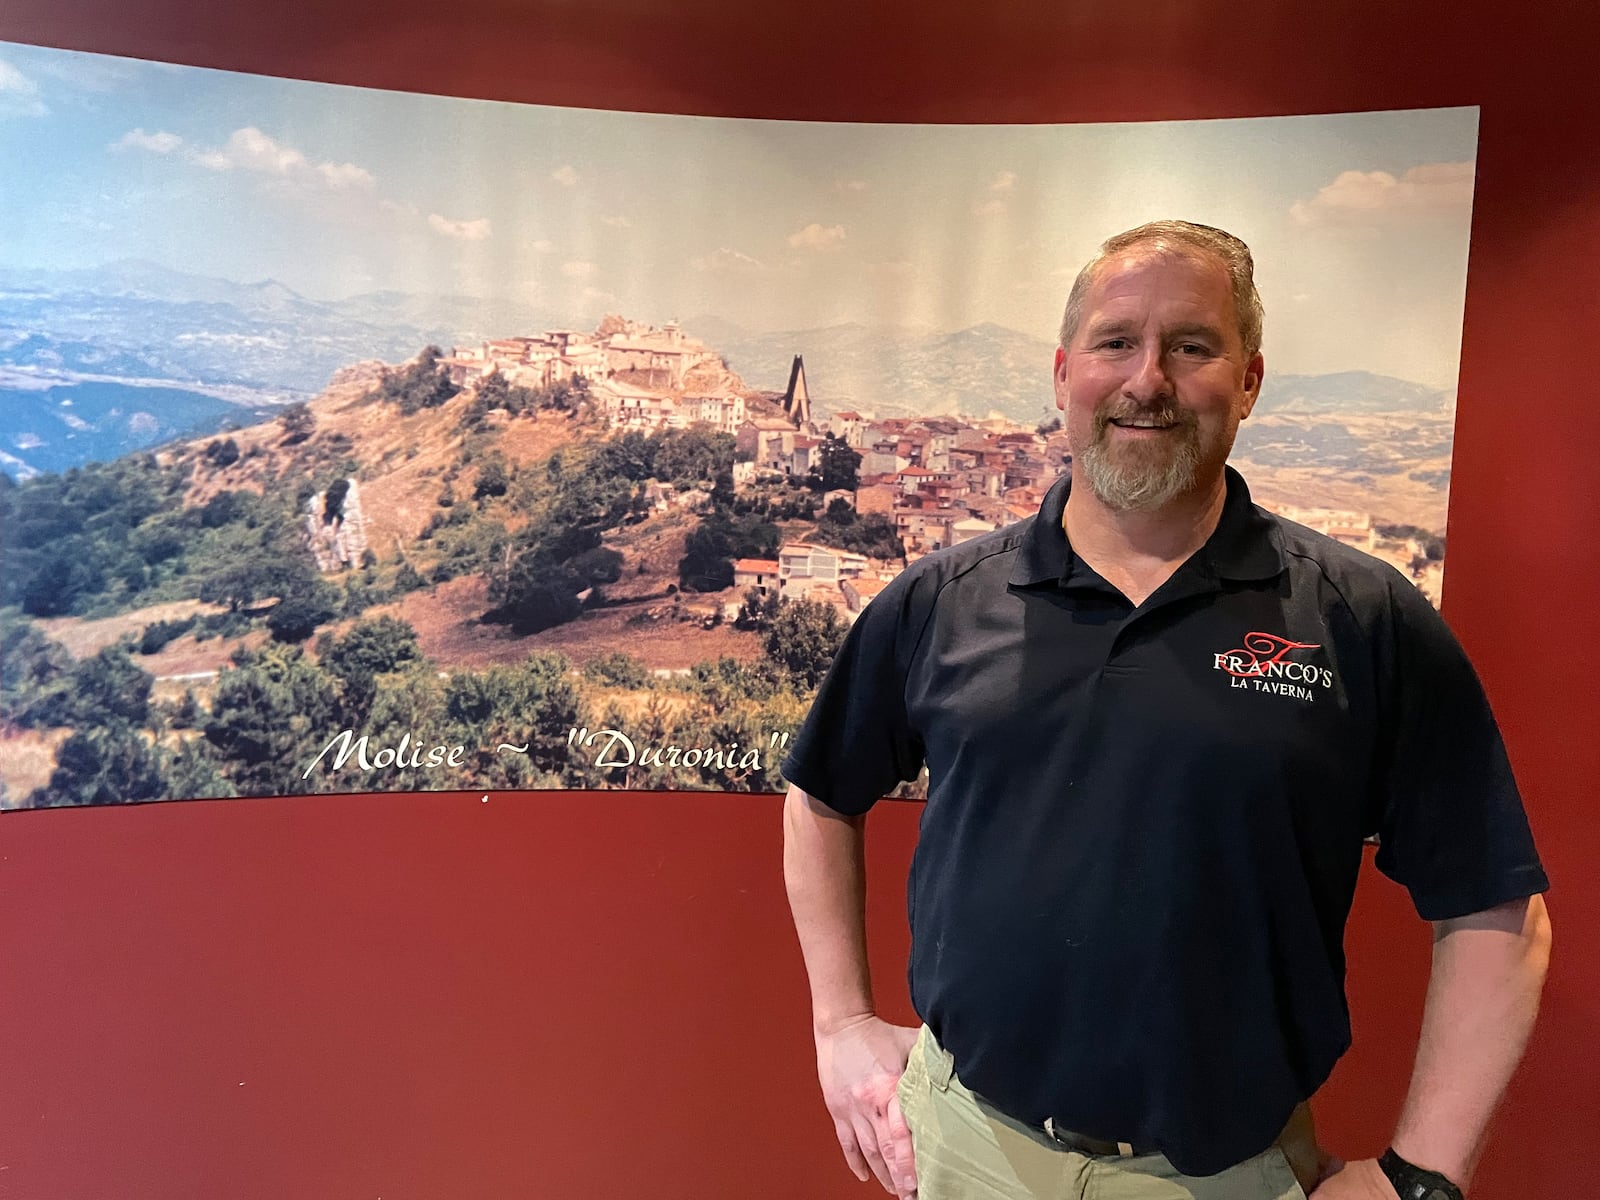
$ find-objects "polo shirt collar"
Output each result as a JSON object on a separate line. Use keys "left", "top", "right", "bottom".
{"left": 1007, "top": 464, "right": 1285, "bottom": 589}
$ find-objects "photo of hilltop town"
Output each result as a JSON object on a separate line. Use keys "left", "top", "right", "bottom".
{"left": 0, "top": 43, "right": 1478, "bottom": 804}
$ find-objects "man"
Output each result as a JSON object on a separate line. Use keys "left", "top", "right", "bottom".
{"left": 781, "top": 221, "right": 1550, "bottom": 1200}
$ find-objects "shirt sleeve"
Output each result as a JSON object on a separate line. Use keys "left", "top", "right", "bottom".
{"left": 1370, "top": 574, "right": 1549, "bottom": 921}
{"left": 779, "top": 567, "right": 927, "bottom": 816}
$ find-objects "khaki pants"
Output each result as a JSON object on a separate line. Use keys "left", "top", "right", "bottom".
{"left": 896, "top": 1026, "right": 1316, "bottom": 1200}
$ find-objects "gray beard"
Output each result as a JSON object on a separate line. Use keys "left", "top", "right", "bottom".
{"left": 1075, "top": 423, "right": 1203, "bottom": 512}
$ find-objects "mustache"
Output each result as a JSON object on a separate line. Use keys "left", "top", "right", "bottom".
{"left": 1092, "top": 402, "right": 1198, "bottom": 434}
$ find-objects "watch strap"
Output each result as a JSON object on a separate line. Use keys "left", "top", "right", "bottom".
{"left": 1378, "top": 1148, "right": 1465, "bottom": 1200}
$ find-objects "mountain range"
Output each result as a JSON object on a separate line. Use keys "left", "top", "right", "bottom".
{"left": 0, "top": 261, "right": 1453, "bottom": 477}
{"left": 0, "top": 260, "right": 546, "bottom": 396}
{"left": 699, "top": 317, "right": 1454, "bottom": 425}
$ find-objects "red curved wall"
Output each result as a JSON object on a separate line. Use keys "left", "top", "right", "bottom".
{"left": 1, "top": 3, "right": 1596, "bottom": 1196}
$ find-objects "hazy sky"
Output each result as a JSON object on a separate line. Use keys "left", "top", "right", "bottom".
{"left": 0, "top": 42, "right": 1479, "bottom": 388}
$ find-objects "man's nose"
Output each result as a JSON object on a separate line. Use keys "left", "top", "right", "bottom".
{"left": 1122, "top": 346, "right": 1173, "bottom": 401}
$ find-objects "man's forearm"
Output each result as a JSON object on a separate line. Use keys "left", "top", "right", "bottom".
{"left": 782, "top": 785, "right": 876, "bottom": 1035}
{"left": 1390, "top": 894, "right": 1552, "bottom": 1187}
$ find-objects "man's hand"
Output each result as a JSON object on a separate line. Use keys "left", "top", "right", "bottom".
{"left": 815, "top": 1015, "right": 921, "bottom": 1199}
{"left": 1308, "top": 1158, "right": 1400, "bottom": 1199}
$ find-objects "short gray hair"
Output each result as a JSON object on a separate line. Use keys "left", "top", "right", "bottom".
{"left": 1057, "top": 220, "right": 1264, "bottom": 360}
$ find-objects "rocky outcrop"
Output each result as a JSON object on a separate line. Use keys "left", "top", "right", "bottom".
{"left": 306, "top": 476, "right": 371, "bottom": 571}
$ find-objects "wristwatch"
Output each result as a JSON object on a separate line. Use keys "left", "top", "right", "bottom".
{"left": 1378, "top": 1149, "right": 1466, "bottom": 1200}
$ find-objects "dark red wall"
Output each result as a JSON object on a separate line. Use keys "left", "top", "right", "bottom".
{"left": 1, "top": 3, "right": 1596, "bottom": 1196}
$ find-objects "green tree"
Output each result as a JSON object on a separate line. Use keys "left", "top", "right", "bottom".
{"left": 163, "top": 738, "right": 238, "bottom": 799}
{"left": 131, "top": 521, "right": 187, "bottom": 565}
{"left": 488, "top": 557, "right": 585, "bottom": 633}
{"left": 266, "top": 581, "right": 342, "bottom": 643}
{"left": 28, "top": 723, "right": 167, "bottom": 806}
{"left": 173, "top": 689, "right": 201, "bottom": 729}
{"left": 445, "top": 653, "right": 585, "bottom": 785}
{"left": 810, "top": 433, "right": 861, "bottom": 493}
{"left": 198, "top": 489, "right": 254, "bottom": 529}
{"left": 384, "top": 346, "right": 460, "bottom": 416}
{"left": 320, "top": 617, "right": 423, "bottom": 679}
{"left": 678, "top": 536, "right": 734, "bottom": 591}
{"left": 203, "top": 644, "right": 340, "bottom": 795}
{"left": 279, "top": 402, "right": 316, "bottom": 445}
{"left": 473, "top": 456, "right": 511, "bottom": 500}
{"left": 678, "top": 510, "right": 779, "bottom": 592}
{"left": 394, "top": 561, "right": 426, "bottom": 593}
{"left": 540, "top": 375, "right": 590, "bottom": 415}
{"left": 475, "top": 369, "right": 511, "bottom": 412}
{"left": 813, "top": 505, "right": 904, "bottom": 560}
{"left": 20, "top": 544, "right": 106, "bottom": 617}
{"left": 583, "top": 652, "right": 651, "bottom": 689}
{"left": 0, "top": 615, "right": 73, "bottom": 728}
{"left": 764, "top": 598, "right": 848, "bottom": 690}
{"left": 654, "top": 428, "right": 735, "bottom": 485}
{"left": 139, "top": 616, "right": 197, "bottom": 655}
{"left": 735, "top": 587, "right": 783, "bottom": 631}
{"left": 568, "top": 546, "right": 624, "bottom": 586}
{"left": 200, "top": 560, "right": 280, "bottom": 613}
{"left": 601, "top": 430, "right": 657, "bottom": 482}
{"left": 66, "top": 644, "right": 154, "bottom": 728}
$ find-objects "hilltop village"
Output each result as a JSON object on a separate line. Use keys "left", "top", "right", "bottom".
{"left": 422, "top": 317, "right": 1074, "bottom": 622}
{"left": 424, "top": 317, "right": 1446, "bottom": 618}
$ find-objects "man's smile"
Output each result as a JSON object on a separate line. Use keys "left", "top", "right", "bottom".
{"left": 1107, "top": 416, "right": 1177, "bottom": 430}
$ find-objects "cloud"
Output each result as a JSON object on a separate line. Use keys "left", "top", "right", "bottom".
{"left": 0, "top": 59, "right": 40, "bottom": 94}
{"left": 112, "top": 128, "right": 183, "bottom": 154}
{"left": 29, "top": 53, "right": 160, "bottom": 92}
{"left": 551, "top": 165, "right": 579, "bottom": 187}
{"left": 316, "top": 161, "right": 375, "bottom": 189}
{"left": 787, "top": 222, "right": 846, "bottom": 251}
{"left": 691, "top": 247, "right": 765, "bottom": 274}
{"left": 428, "top": 213, "right": 492, "bottom": 241}
{"left": 600, "top": 215, "right": 632, "bottom": 228}
{"left": 1291, "top": 161, "right": 1475, "bottom": 226}
{"left": 165, "top": 126, "right": 483, "bottom": 247}
{"left": 833, "top": 179, "right": 868, "bottom": 194}
{"left": 195, "top": 127, "right": 376, "bottom": 192}
{"left": 562, "top": 260, "right": 597, "bottom": 278}
{"left": 0, "top": 58, "right": 48, "bottom": 117}
{"left": 972, "top": 170, "right": 1018, "bottom": 217}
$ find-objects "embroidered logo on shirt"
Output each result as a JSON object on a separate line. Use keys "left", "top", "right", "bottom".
{"left": 1212, "top": 632, "right": 1334, "bottom": 700}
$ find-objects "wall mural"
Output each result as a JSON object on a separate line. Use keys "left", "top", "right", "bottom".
{"left": 0, "top": 42, "right": 1478, "bottom": 804}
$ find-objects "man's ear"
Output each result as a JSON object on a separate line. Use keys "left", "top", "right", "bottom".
{"left": 1053, "top": 347, "right": 1069, "bottom": 411}
{"left": 1239, "top": 352, "right": 1265, "bottom": 420}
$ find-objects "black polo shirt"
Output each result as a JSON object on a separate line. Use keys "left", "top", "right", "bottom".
{"left": 781, "top": 466, "right": 1547, "bottom": 1177}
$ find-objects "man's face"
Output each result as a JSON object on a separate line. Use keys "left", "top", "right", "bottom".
{"left": 1054, "top": 248, "right": 1263, "bottom": 512}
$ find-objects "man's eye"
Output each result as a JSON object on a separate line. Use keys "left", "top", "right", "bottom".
{"left": 1176, "top": 343, "right": 1211, "bottom": 356}
{"left": 1100, "top": 338, "right": 1130, "bottom": 350}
